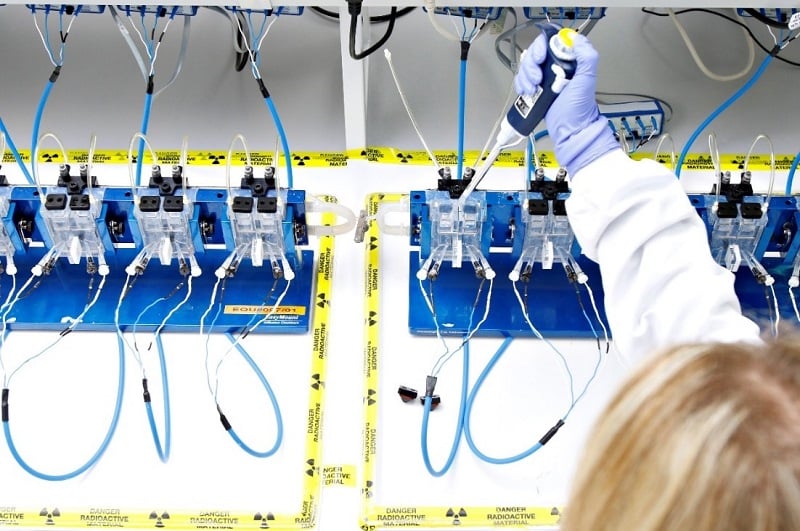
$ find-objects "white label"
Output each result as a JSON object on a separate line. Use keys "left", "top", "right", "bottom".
{"left": 789, "top": 12, "right": 800, "bottom": 30}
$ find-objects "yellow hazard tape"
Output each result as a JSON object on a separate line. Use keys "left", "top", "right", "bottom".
{"left": 322, "top": 464, "right": 357, "bottom": 487}
{"left": 4, "top": 149, "right": 794, "bottom": 171}
{"left": 358, "top": 193, "right": 561, "bottom": 529}
{"left": 4, "top": 199, "right": 338, "bottom": 530}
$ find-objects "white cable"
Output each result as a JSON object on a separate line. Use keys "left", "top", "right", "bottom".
{"left": 7, "top": 274, "right": 107, "bottom": 386}
{"left": 150, "top": 275, "right": 193, "bottom": 348}
{"left": 424, "top": 0, "right": 460, "bottom": 42}
{"left": 213, "top": 280, "right": 291, "bottom": 399}
{"left": 108, "top": 6, "right": 148, "bottom": 80}
{"left": 255, "top": 16, "right": 279, "bottom": 52}
{"left": 115, "top": 274, "right": 141, "bottom": 370}
{"left": 667, "top": 8, "right": 755, "bottom": 82}
{"left": 305, "top": 198, "right": 357, "bottom": 236}
{"left": 654, "top": 133, "right": 676, "bottom": 169}
{"left": 0, "top": 273, "right": 16, "bottom": 384}
{"left": 584, "top": 282, "right": 610, "bottom": 353}
{"left": 790, "top": 287, "right": 800, "bottom": 324}
{"left": 383, "top": 49, "right": 441, "bottom": 170}
{"left": 418, "top": 277, "right": 451, "bottom": 369}
{"left": 743, "top": 133, "right": 775, "bottom": 212}
{"left": 154, "top": 15, "right": 192, "bottom": 99}
{"left": 201, "top": 277, "right": 222, "bottom": 397}
{"left": 149, "top": 18, "right": 175, "bottom": 76}
{"left": 769, "top": 283, "right": 780, "bottom": 336}
{"left": 128, "top": 132, "right": 159, "bottom": 198}
{"left": 512, "top": 279, "right": 575, "bottom": 405}
{"left": 432, "top": 278, "right": 494, "bottom": 376}
{"left": 32, "top": 132, "right": 69, "bottom": 201}
{"left": 200, "top": 277, "right": 222, "bottom": 337}
{"left": 32, "top": 13, "right": 58, "bottom": 67}
{"left": 474, "top": 78, "right": 516, "bottom": 168}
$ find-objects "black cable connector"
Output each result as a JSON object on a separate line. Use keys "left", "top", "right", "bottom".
{"left": 49, "top": 66, "right": 62, "bottom": 83}
{"left": 398, "top": 385, "right": 418, "bottom": 402}
{"left": 216, "top": 404, "right": 232, "bottom": 431}
{"left": 425, "top": 375, "right": 438, "bottom": 397}
{"left": 539, "top": 419, "right": 565, "bottom": 445}
{"left": 460, "top": 40, "right": 471, "bottom": 61}
{"left": 2, "top": 388, "right": 8, "bottom": 422}
{"left": 142, "top": 378, "right": 151, "bottom": 403}
{"left": 146, "top": 74, "right": 155, "bottom": 95}
{"left": 256, "top": 78, "right": 270, "bottom": 99}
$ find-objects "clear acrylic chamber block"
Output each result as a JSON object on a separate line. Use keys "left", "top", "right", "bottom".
{"left": 228, "top": 189, "right": 295, "bottom": 272}
{"left": 706, "top": 197, "right": 768, "bottom": 269}
{"left": 424, "top": 190, "right": 487, "bottom": 272}
{"left": 40, "top": 187, "right": 105, "bottom": 264}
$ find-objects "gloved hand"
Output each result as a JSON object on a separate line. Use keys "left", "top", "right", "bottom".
{"left": 515, "top": 31, "right": 619, "bottom": 177}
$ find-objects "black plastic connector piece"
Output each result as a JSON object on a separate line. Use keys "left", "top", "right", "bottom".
{"left": 142, "top": 379, "right": 151, "bottom": 403}
{"left": 1, "top": 388, "right": 8, "bottom": 422}
{"left": 716, "top": 202, "right": 738, "bottom": 219}
{"left": 44, "top": 193, "right": 67, "bottom": 211}
{"left": 240, "top": 174, "right": 276, "bottom": 197}
{"left": 163, "top": 196, "right": 184, "bottom": 213}
{"left": 528, "top": 199, "right": 549, "bottom": 216}
{"left": 553, "top": 199, "right": 567, "bottom": 216}
{"left": 149, "top": 166, "right": 183, "bottom": 196}
{"left": 49, "top": 65, "right": 61, "bottom": 83}
{"left": 69, "top": 194, "right": 90, "bottom": 211}
{"left": 146, "top": 74, "right": 155, "bottom": 95}
{"left": 539, "top": 419, "right": 565, "bottom": 445}
{"left": 419, "top": 395, "right": 441, "bottom": 410}
{"left": 217, "top": 405, "right": 232, "bottom": 431}
{"left": 530, "top": 179, "right": 569, "bottom": 201}
{"left": 257, "top": 197, "right": 278, "bottom": 214}
{"left": 460, "top": 40, "right": 471, "bottom": 61}
{"left": 58, "top": 172, "right": 97, "bottom": 195}
{"left": 740, "top": 202, "right": 764, "bottom": 220}
{"left": 712, "top": 181, "right": 755, "bottom": 204}
{"left": 139, "top": 196, "right": 160, "bottom": 212}
{"left": 347, "top": 0, "right": 363, "bottom": 16}
{"left": 256, "top": 78, "right": 270, "bottom": 99}
{"left": 425, "top": 375, "right": 438, "bottom": 397}
{"left": 232, "top": 196, "right": 254, "bottom": 213}
{"left": 398, "top": 386, "right": 418, "bottom": 403}
{"left": 438, "top": 177, "right": 472, "bottom": 199}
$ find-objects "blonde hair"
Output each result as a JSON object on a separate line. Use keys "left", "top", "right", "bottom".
{"left": 561, "top": 337, "right": 800, "bottom": 531}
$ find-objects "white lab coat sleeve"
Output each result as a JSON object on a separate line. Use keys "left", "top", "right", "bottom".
{"left": 565, "top": 149, "right": 762, "bottom": 363}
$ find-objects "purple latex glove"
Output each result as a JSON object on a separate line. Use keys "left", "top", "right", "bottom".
{"left": 514, "top": 32, "right": 619, "bottom": 177}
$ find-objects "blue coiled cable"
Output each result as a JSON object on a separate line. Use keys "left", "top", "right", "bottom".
{"left": 135, "top": 91, "right": 154, "bottom": 186}
{"left": 786, "top": 151, "right": 800, "bottom": 196}
{"left": 263, "top": 95, "right": 294, "bottom": 189}
{"left": 30, "top": 77, "right": 57, "bottom": 183}
{"left": 217, "top": 332, "right": 283, "bottom": 458}
{"left": 420, "top": 339, "right": 469, "bottom": 477}
{"left": 456, "top": 42, "right": 469, "bottom": 180}
{"left": 676, "top": 53, "right": 774, "bottom": 177}
{"left": 0, "top": 117, "right": 34, "bottom": 184}
{"left": 143, "top": 331, "right": 171, "bottom": 462}
{"left": 2, "top": 333, "right": 126, "bottom": 481}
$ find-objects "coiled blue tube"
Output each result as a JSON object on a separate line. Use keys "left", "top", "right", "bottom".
{"left": 221, "top": 332, "right": 283, "bottom": 458}
{"left": 676, "top": 54, "right": 773, "bottom": 177}
{"left": 3, "top": 333, "right": 126, "bottom": 481}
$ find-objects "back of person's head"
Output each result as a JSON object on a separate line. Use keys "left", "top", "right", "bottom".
{"left": 560, "top": 336, "right": 800, "bottom": 531}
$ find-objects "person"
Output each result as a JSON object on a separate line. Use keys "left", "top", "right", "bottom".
{"left": 515, "top": 30, "right": 761, "bottom": 363}
{"left": 514, "top": 31, "right": 800, "bottom": 530}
